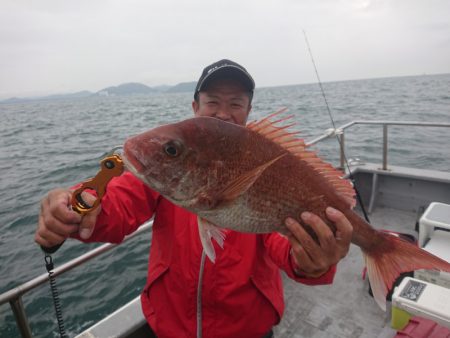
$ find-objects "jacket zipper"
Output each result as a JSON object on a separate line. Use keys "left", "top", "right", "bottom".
{"left": 196, "top": 250, "right": 206, "bottom": 338}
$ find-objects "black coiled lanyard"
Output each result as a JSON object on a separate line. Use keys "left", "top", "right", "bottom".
{"left": 44, "top": 252, "right": 67, "bottom": 338}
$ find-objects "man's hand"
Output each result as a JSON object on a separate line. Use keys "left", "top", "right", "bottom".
{"left": 285, "top": 207, "right": 353, "bottom": 278}
{"left": 35, "top": 188, "right": 101, "bottom": 249}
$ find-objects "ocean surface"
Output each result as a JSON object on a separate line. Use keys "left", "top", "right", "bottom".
{"left": 1, "top": 73, "right": 449, "bottom": 337}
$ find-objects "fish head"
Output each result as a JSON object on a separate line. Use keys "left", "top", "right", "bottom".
{"left": 123, "top": 117, "right": 235, "bottom": 207}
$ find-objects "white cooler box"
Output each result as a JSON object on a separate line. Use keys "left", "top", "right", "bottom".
{"left": 391, "top": 277, "right": 450, "bottom": 330}
{"left": 415, "top": 202, "right": 450, "bottom": 289}
{"left": 418, "top": 202, "right": 450, "bottom": 248}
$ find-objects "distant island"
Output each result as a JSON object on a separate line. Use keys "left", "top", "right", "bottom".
{"left": 1, "top": 81, "right": 197, "bottom": 104}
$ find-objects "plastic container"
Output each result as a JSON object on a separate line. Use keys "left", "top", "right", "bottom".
{"left": 415, "top": 203, "right": 450, "bottom": 289}
{"left": 395, "top": 316, "right": 450, "bottom": 337}
{"left": 419, "top": 202, "right": 450, "bottom": 247}
{"left": 391, "top": 277, "right": 450, "bottom": 330}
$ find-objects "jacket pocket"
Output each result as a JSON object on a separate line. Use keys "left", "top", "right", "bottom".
{"left": 142, "top": 263, "right": 170, "bottom": 319}
{"left": 250, "top": 274, "right": 284, "bottom": 323}
{"left": 145, "top": 263, "right": 169, "bottom": 296}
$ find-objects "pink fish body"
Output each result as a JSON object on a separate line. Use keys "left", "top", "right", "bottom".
{"left": 123, "top": 113, "right": 450, "bottom": 310}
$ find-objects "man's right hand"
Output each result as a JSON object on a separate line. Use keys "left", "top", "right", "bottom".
{"left": 35, "top": 188, "right": 101, "bottom": 249}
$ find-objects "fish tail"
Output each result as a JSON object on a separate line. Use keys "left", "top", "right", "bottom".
{"left": 363, "top": 231, "right": 450, "bottom": 310}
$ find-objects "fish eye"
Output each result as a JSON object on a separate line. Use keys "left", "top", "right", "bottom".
{"left": 163, "top": 141, "right": 180, "bottom": 157}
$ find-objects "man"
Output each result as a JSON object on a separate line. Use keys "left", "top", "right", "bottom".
{"left": 36, "top": 59, "right": 353, "bottom": 338}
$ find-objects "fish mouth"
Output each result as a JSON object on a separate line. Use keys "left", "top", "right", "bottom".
{"left": 122, "top": 141, "right": 146, "bottom": 176}
{"left": 122, "top": 152, "right": 139, "bottom": 174}
{"left": 122, "top": 152, "right": 154, "bottom": 187}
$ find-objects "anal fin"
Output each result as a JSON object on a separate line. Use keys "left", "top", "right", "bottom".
{"left": 198, "top": 217, "right": 226, "bottom": 263}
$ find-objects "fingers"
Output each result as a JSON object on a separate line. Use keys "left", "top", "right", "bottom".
{"left": 35, "top": 189, "right": 80, "bottom": 247}
{"left": 287, "top": 235, "right": 321, "bottom": 277}
{"left": 78, "top": 192, "right": 101, "bottom": 239}
{"left": 286, "top": 216, "right": 321, "bottom": 259}
{"left": 35, "top": 188, "right": 101, "bottom": 248}
{"left": 285, "top": 217, "right": 331, "bottom": 277}
{"left": 302, "top": 211, "right": 337, "bottom": 250}
{"left": 325, "top": 207, "right": 353, "bottom": 252}
{"left": 36, "top": 214, "right": 66, "bottom": 248}
{"left": 285, "top": 207, "right": 354, "bottom": 278}
{"left": 47, "top": 189, "right": 82, "bottom": 224}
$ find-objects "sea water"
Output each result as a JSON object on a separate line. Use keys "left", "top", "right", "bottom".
{"left": 0, "top": 73, "right": 449, "bottom": 337}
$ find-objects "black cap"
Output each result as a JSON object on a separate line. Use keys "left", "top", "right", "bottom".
{"left": 194, "top": 59, "right": 255, "bottom": 99}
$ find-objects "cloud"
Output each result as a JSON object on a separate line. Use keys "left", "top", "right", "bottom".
{"left": 1, "top": 0, "right": 449, "bottom": 98}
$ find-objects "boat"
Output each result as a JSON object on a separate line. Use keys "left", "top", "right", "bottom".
{"left": 1, "top": 120, "right": 450, "bottom": 338}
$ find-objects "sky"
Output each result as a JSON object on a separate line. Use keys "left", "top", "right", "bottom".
{"left": 1, "top": 0, "right": 449, "bottom": 99}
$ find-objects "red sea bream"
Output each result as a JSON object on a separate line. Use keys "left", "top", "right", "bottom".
{"left": 123, "top": 113, "right": 450, "bottom": 310}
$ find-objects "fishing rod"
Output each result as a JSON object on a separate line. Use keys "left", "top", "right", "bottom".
{"left": 302, "top": 29, "right": 371, "bottom": 223}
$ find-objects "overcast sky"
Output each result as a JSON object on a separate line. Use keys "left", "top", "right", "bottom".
{"left": 1, "top": 0, "right": 449, "bottom": 99}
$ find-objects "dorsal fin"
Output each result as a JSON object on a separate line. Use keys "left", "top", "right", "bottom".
{"left": 247, "top": 110, "right": 356, "bottom": 208}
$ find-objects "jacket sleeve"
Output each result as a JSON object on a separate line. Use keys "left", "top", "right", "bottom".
{"left": 71, "top": 172, "right": 160, "bottom": 244}
{"left": 262, "top": 232, "right": 336, "bottom": 285}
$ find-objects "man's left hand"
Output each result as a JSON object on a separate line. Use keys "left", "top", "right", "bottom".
{"left": 285, "top": 207, "right": 353, "bottom": 278}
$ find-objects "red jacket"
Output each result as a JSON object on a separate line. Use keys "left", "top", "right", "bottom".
{"left": 77, "top": 172, "right": 336, "bottom": 338}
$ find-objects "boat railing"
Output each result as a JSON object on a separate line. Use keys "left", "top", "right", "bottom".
{"left": 0, "top": 221, "right": 153, "bottom": 338}
{"left": 306, "top": 120, "right": 450, "bottom": 171}
{"left": 2, "top": 120, "right": 450, "bottom": 337}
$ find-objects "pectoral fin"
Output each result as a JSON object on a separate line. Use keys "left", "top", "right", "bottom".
{"left": 198, "top": 217, "right": 226, "bottom": 263}
{"left": 217, "top": 154, "right": 285, "bottom": 203}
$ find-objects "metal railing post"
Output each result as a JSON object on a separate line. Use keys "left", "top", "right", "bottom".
{"left": 10, "top": 297, "right": 32, "bottom": 338}
{"left": 382, "top": 125, "right": 388, "bottom": 170}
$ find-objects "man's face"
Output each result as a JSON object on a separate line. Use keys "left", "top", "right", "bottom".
{"left": 192, "top": 78, "right": 252, "bottom": 126}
